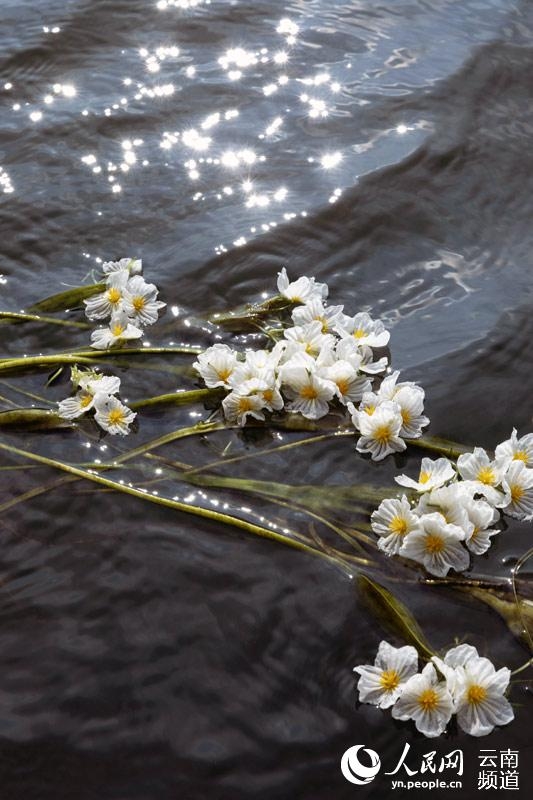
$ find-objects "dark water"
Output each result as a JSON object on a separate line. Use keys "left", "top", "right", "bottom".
{"left": 1, "top": 1, "right": 533, "bottom": 797}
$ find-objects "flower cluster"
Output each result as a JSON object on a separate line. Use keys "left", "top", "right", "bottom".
{"left": 57, "top": 366, "right": 136, "bottom": 435}
{"left": 355, "top": 641, "right": 514, "bottom": 738}
{"left": 194, "top": 269, "right": 429, "bottom": 459}
{"left": 371, "top": 430, "right": 533, "bottom": 576}
{"left": 85, "top": 258, "right": 165, "bottom": 349}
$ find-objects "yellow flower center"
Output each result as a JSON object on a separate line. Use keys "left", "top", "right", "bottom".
{"left": 216, "top": 367, "right": 232, "bottom": 382}
{"left": 379, "top": 669, "right": 401, "bottom": 692}
{"left": 305, "top": 343, "right": 317, "bottom": 355}
{"left": 389, "top": 516, "right": 408, "bottom": 536}
{"left": 418, "top": 688, "right": 439, "bottom": 712}
{"left": 510, "top": 483, "right": 524, "bottom": 503}
{"left": 319, "top": 316, "right": 329, "bottom": 333}
{"left": 111, "top": 323, "right": 125, "bottom": 337}
{"left": 477, "top": 466, "right": 495, "bottom": 485}
{"left": 374, "top": 424, "right": 392, "bottom": 444}
{"left": 401, "top": 408, "right": 411, "bottom": 425}
{"left": 336, "top": 378, "right": 350, "bottom": 396}
{"left": 471, "top": 526, "right": 480, "bottom": 540}
{"left": 300, "top": 385, "right": 319, "bottom": 400}
{"left": 237, "top": 397, "right": 253, "bottom": 413}
{"left": 107, "top": 287, "right": 122, "bottom": 304}
{"left": 425, "top": 533, "right": 445, "bottom": 554}
{"left": 80, "top": 394, "right": 93, "bottom": 408}
{"left": 263, "top": 389, "right": 273, "bottom": 402}
{"left": 419, "top": 471, "right": 431, "bottom": 484}
{"left": 513, "top": 449, "right": 528, "bottom": 463}
{"left": 364, "top": 405, "right": 376, "bottom": 415}
{"left": 466, "top": 684, "right": 487, "bottom": 705}
{"left": 108, "top": 408, "right": 125, "bottom": 425}
{"left": 132, "top": 295, "right": 146, "bottom": 312}
{"left": 353, "top": 328, "right": 366, "bottom": 339}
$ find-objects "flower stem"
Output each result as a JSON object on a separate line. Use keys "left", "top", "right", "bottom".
{"left": 0, "top": 441, "right": 353, "bottom": 574}
{"left": 0, "top": 311, "right": 90, "bottom": 329}
{"left": 129, "top": 388, "right": 220, "bottom": 410}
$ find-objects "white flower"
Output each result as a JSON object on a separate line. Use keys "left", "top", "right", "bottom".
{"left": 415, "top": 484, "right": 477, "bottom": 542}
{"left": 58, "top": 391, "right": 96, "bottom": 419}
{"left": 277, "top": 267, "right": 328, "bottom": 303}
{"left": 335, "top": 338, "right": 388, "bottom": 374}
{"left": 90, "top": 310, "right": 143, "bottom": 349}
{"left": 93, "top": 394, "right": 136, "bottom": 435}
{"left": 391, "top": 663, "right": 454, "bottom": 738}
{"left": 452, "top": 656, "right": 514, "bottom": 737}
{"left": 348, "top": 391, "right": 380, "bottom": 425}
{"left": 222, "top": 379, "right": 267, "bottom": 426}
{"left": 456, "top": 447, "right": 506, "bottom": 505}
{"left": 432, "top": 643, "right": 482, "bottom": 683}
{"left": 58, "top": 373, "right": 121, "bottom": 420}
{"left": 335, "top": 311, "right": 390, "bottom": 349}
{"left": 353, "top": 641, "right": 419, "bottom": 709}
{"left": 495, "top": 428, "right": 533, "bottom": 468}
{"left": 371, "top": 496, "right": 420, "bottom": 555}
{"left": 396, "top": 457, "right": 456, "bottom": 492}
{"left": 391, "top": 386, "right": 429, "bottom": 439}
{"left": 284, "top": 321, "right": 335, "bottom": 357}
{"left": 78, "top": 373, "right": 121, "bottom": 395}
{"left": 463, "top": 498, "right": 500, "bottom": 555}
{"left": 500, "top": 461, "right": 533, "bottom": 520}
{"left": 291, "top": 298, "right": 344, "bottom": 333}
{"left": 244, "top": 348, "right": 284, "bottom": 372}
{"left": 246, "top": 369, "right": 284, "bottom": 412}
{"left": 399, "top": 512, "right": 469, "bottom": 577}
{"left": 280, "top": 362, "right": 336, "bottom": 419}
{"left": 84, "top": 271, "right": 130, "bottom": 320}
{"left": 353, "top": 401, "right": 406, "bottom": 461}
{"left": 378, "top": 370, "right": 417, "bottom": 400}
{"left": 322, "top": 360, "right": 371, "bottom": 405}
{"left": 102, "top": 257, "right": 142, "bottom": 275}
{"left": 358, "top": 345, "right": 388, "bottom": 374}
{"left": 229, "top": 351, "right": 283, "bottom": 388}
{"left": 122, "top": 275, "right": 166, "bottom": 326}
{"left": 193, "top": 344, "right": 239, "bottom": 389}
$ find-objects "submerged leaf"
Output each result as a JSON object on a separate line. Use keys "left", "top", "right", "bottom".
{"left": 357, "top": 574, "right": 435, "bottom": 659}
{"left": 208, "top": 296, "right": 294, "bottom": 331}
{"left": 0, "top": 408, "right": 71, "bottom": 430}
{"left": 456, "top": 584, "right": 533, "bottom": 652}
{"left": 183, "top": 470, "right": 386, "bottom": 513}
{"left": 28, "top": 283, "right": 105, "bottom": 313}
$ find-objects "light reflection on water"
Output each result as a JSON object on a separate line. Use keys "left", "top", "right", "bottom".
{"left": 1, "top": 3, "right": 434, "bottom": 264}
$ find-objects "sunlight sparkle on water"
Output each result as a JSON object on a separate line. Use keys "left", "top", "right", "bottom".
{"left": 0, "top": 168, "right": 14, "bottom": 194}
{"left": 221, "top": 149, "right": 257, "bottom": 168}
{"left": 182, "top": 129, "right": 211, "bottom": 151}
{"left": 321, "top": 151, "right": 342, "bottom": 169}
{"left": 157, "top": 0, "right": 208, "bottom": 8}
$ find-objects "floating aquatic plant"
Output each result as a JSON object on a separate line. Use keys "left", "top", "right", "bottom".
{"left": 355, "top": 641, "right": 514, "bottom": 738}
{"left": 1, "top": 262, "right": 532, "bottom": 740}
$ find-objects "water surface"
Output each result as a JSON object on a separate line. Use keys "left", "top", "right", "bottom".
{"left": 1, "top": 1, "right": 533, "bottom": 797}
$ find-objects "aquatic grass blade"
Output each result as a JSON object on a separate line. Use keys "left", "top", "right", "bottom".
{"left": 357, "top": 574, "right": 435, "bottom": 659}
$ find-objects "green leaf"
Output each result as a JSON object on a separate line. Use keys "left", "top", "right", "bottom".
{"left": 0, "top": 408, "right": 71, "bottom": 430}
{"left": 357, "top": 574, "right": 435, "bottom": 659}
{"left": 208, "top": 295, "right": 294, "bottom": 331}
{"left": 28, "top": 283, "right": 105, "bottom": 313}
{"left": 46, "top": 367, "right": 65, "bottom": 387}
{"left": 458, "top": 585, "right": 533, "bottom": 652}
